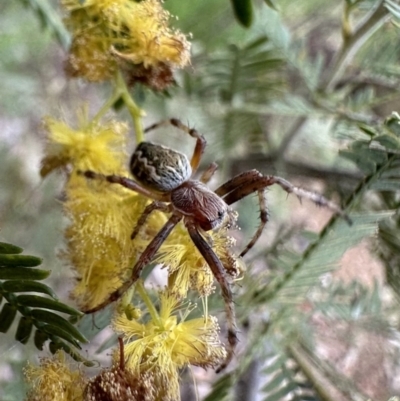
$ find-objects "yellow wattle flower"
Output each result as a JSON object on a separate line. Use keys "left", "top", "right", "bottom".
{"left": 64, "top": 174, "right": 150, "bottom": 310}
{"left": 41, "top": 116, "right": 128, "bottom": 177}
{"left": 41, "top": 114, "right": 168, "bottom": 310}
{"left": 62, "top": 0, "right": 191, "bottom": 82}
{"left": 112, "top": 0, "right": 190, "bottom": 68}
{"left": 113, "top": 291, "right": 226, "bottom": 401}
{"left": 24, "top": 351, "right": 86, "bottom": 401}
{"left": 156, "top": 219, "right": 242, "bottom": 298}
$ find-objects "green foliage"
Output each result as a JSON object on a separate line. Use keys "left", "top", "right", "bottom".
{"left": 229, "top": 0, "right": 278, "bottom": 28}
{"left": 261, "top": 212, "right": 392, "bottom": 307}
{"left": 334, "top": 114, "right": 400, "bottom": 301}
{"left": 203, "top": 373, "right": 234, "bottom": 401}
{"left": 313, "top": 280, "right": 387, "bottom": 328}
{"left": 0, "top": 241, "right": 89, "bottom": 364}
{"left": 183, "top": 35, "right": 285, "bottom": 155}
{"left": 230, "top": 0, "right": 253, "bottom": 28}
{"left": 4, "top": 0, "right": 400, "bottom": 399}
{"left": 261, "top": 346, "right": 321, "bottom": 401}
{"left": 19, "top": 0, "right": 70, "bottom": 48}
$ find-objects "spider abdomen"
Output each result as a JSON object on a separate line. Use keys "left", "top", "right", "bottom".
{"left": 130, "top": 142, "right": 192, "bottom": 192}
{"left": 171, "top": 181, "right": 228, "bottom": 231}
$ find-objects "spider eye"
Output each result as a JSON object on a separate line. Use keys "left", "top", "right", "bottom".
{"left": 130, "top": 142, "right": 192, "bottom": 192}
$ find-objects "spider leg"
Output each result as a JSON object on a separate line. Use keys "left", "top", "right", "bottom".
{"left": 214, "top": 170, "right": 253, "bottom": 197}
{"left": 218, "top": 171, "right": 348, "bottom": 219}
{"left": 215, "top": 170, "right": 269, "bottom": 256}
{"left": 239, "top": 190, "right": 269, "bottom": 257}
{"left": 144, "top": 119, "right": 206, "bottom": 173}
{"left": 131, "top": 201, "right": 171, "bottom": 240}
{"left": 83, "top": 214, "right": 182, "bottom": 314}
{"left": 216, "top": 170, "right": 350, "bottom": 256}
{"left": 83, "top": 170, "right": 166, "bottom": 201}
{"left": 186, "top": 221, "right": 237, "bottom": 373}
{"left": 199, "top": 162, "right": 218, "bottom": 184}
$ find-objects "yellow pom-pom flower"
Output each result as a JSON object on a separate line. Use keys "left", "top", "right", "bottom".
{"left": 156, "top": 217, "right": 242, "bottom": 299}
{"left": 111, "top": 0, "right": 191, "bottom": 68}
{"left": 113, "top": 291, "right": 226, "bottom": 401}
{"left": 24, "top": 351, "right": 86, "bottom": 401}
{"left": 41, "top": 116, "right": 128, "bottom": 177}
{"left": 64, "top": 174, "right": 153, "bottom": 310}
{"left": 41, "top": 115, "right": 167, "bottom": 310}
{"left": 62, "top": 0, "right": 191, "bottom": 83}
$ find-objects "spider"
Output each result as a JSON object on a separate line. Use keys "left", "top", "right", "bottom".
{"left": 82, "top": 118, "right": 349, "bottom": 372}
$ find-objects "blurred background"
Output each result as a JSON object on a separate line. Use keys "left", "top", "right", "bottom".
{"left": 2, "top": 0, "right": 400, "bottom": 400}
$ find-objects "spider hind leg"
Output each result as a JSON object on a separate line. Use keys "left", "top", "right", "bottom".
{"left": 83, "top": 214, "right": 182, "bottom": 314}
{"left": 186, "top": 221, "right": 238, "bottom": 373}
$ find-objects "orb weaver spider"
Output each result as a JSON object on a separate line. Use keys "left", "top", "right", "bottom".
{"left": 83, "top": 118, "right": 349, "bottom": 372}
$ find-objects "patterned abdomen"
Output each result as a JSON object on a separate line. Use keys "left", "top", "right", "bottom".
{"left": 130, "top": 142, "right": 192, "bottom": 192}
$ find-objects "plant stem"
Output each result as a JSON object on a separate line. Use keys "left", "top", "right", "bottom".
{"left": 90, "top": 89, "right": 122, "bottom": 127}
{"left": 88, "top": 71, "right": 145, "bottom": 143}
{"left": 279, "top": 1, "right": 390, "bottom": 156}
{"left": 116, "top": 71, "right": 145, "bottom": 143}
{"left": 135, "top": 280, "right": 162, "bottom": 327}
{"left": 323, "top": 0, "right": 390, "bottom": 91}
{"left": 289, "top": 342, "right": 370, "bottom": 401}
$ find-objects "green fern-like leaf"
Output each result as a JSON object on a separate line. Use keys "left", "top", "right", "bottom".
{"left": 190, "top": 36, "right": 285, "bottom": 102}
{"left": 261, "top": 345, "right": 321, "bottom": 401}
{"left": 230, "top": 0, "right": 253, "bottom": 28}
{"left": 267, "top": 211, "right": 392, "bottom": 308}
{"left": 336, "top": 113, "right": 400, "bottom": 300}
{"left": 0, "top": 241, "right": 91, "bottom": 365}
{"left": 239, "top": 111, "right": 400, "bottom": 326}
{"left": 203, "top": 373, "right": 233, "bottom": 401}
{"left": 186, "top": 35, "right": 286, "bottom": 155}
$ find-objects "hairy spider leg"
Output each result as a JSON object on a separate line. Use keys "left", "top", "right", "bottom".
{"left": 214, "top": 171, "right": 269, "bottom": 257}
{"left": 83, "top": 171, "right": 167, "bottom": 201}
{"left": 83, "top": 214, "right": 182, "bottom": 314}
{"left": 186, "top": 221, "right": 237, "bottom": 373}
{"left": 215, "top": 169, "right": 350, "bottom": 256}
{"left": 130, "top": 201, "right": 171, "bottom": 240}
{"left": 199, "top": 162, "right": 219, "bottom": 184}
{"left": 144, "top": 118, "right": 207, "bottom": 173}
{"left": 239, "top": 190, "right": 268, "bottom": 257}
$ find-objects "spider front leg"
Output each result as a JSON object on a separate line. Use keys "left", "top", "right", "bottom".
{"left": 83, "top": 214, "right": 182, "bottom": 314}
{"left": 130, "top": 201, "right": 171, "bottom": 240}
{"left": 83, "top": 170, "right": 165, "bottom": 201}
{"left": 199, "top": 162, "right": 219, "bottom": 184}
{"left": 186, "top": 221, "right": 237, "bottom": 373}
{"left": 144, "top": 118, "right": 206, "bottom": 173}
{"left": 215, "top": 171, "right": 269, "bottom": 257}
{"left": 216, "top": 170, "right": 350, "bottom": 256}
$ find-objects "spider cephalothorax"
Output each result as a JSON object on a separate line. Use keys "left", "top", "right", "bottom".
{"left": 83, "top": 118, "right": 349, "bottom": 372}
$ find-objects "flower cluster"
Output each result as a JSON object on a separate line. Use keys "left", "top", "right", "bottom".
{"left": 41, "top": 114, "right": 166, "bottom": 310}
{"left": 27, "top": 1, "right": 241, "bottom": 399}
{"left": 25, "top": 293, "right": 226, "bottom": 401}
{"left": 62, "top": 0, "right": 190, "bottom": 89}
{"left": 35, "top": 111, "right": 239, "bottom": 399}
{"left": 25, "top": 351, "right": 86, "bottom": 401}
{"left": 157, "top": 218, "right": 242, "bottom": 298}
{"left": 113, "top": 291, "right": 226, "bottom": 401}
